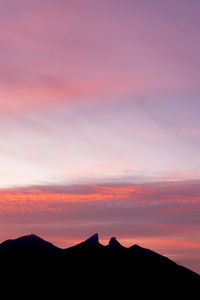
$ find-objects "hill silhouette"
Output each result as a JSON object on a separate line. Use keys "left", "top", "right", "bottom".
{"left": 0, "top": 233, "right": 199, "bottom": 297}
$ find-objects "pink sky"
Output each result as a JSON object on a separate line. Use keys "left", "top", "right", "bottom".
{"left": 0, "top": 0, "right": 200, "bottom": 273}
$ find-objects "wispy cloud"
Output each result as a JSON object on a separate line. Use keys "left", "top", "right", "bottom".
{"left": 0, "top": 0, "right": 200, "bottom": 115}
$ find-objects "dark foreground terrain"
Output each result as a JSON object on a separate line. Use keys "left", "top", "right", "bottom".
{"left": 0, "top": 233, "right": 199, "bottom": 297}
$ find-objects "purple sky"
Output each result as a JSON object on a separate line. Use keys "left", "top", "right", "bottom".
{"left": 0, "top": 0, "right": 200, "bottom": 274}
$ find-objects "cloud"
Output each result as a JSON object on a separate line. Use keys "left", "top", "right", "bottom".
{"left": 0, "top": 0, "right": 200, "bottom": 115}
{"left": 0, "top": 180, "right": 200, "bottom": 234}
{"left": 0, "top": 180, "right": 200, "bottom": 211}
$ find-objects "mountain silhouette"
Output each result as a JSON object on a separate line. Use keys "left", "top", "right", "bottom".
{"left": 67, "top": 233, "right": 103, "bottom": 250}
{"left": 0, "top": 234, "right": 59, "bottom": 253}
{"left": 107, "top": 236, "right": 125, "bottom": 248}
{"left": 0, "top": 233, "right": 199, "bottom": 297}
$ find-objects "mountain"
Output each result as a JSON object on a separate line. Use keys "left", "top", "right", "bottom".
{"left": 107, "top": 236, "right": 125, "bottom": 248}
{"left": 0, "top": 233, "right": 199, "bottom": 297}
{"left": 66, "top": 233, "right": 103, "bottom": 250}
{"left": 0, "top": 234, "right": 60, "bottom": 253}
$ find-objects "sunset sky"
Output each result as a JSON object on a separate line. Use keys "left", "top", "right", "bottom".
{"left": 0, "top": 0, "right": 200, "bottom": 273}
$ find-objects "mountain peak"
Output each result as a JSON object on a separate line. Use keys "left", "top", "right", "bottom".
{"left": 66, "top": 233, "right": 103, "bottom": 251}
{"left": 0, "top": 234, "right": 59, "bottom": 253}
{"left": 18, "top": 234, "right": 42, "bottom": 241}
{"left": 130, "top": 244, "right": 142, "bottom": 249}
{"left": 84, "top": 233, "right": 99, "bottom": 245}
{"left": 108, "top": 237, "right": 124, "bottom": 248}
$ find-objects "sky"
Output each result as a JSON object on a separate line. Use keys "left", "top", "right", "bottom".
{"left": 0, "top": 0, "right": 200, "bottom": 274}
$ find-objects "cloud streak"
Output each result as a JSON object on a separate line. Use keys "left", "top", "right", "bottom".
{"left": 0, "top": 0, "right": 200, "bottom": 115}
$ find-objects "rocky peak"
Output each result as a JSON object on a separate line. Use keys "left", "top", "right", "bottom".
{"left": 108, "top": 237, "right": 124, "bottom": 248}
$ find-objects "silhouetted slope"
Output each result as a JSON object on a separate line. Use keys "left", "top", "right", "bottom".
{"left": 66, "top": 233, "right": 103, "bottom": 250}
{"left": 0, "top": 234, "right": 59, "bottom": 253}
{"left": 129, "top": 243, "right": 173, "bottom": 264}
{"left": 0, "top": 233, "right": 199, "bottom": 297}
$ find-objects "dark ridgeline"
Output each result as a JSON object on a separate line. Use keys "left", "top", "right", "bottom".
{"left": 0, "top": 233, "right": 199, "bottom": 297}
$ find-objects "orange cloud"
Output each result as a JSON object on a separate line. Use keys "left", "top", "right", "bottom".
{"left": 0, "top": 185, "right": 137, "bottom": 213}
{"left": 0, "top": 182, "right": 200, "bottom": 214}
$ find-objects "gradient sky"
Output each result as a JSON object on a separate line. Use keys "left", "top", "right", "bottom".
{"left": 0, "top": 0, "right": 200, "bottom": 273}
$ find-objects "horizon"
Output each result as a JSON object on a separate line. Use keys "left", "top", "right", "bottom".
{"left": 0, "top": 0, "right": 200, "bottom": 275}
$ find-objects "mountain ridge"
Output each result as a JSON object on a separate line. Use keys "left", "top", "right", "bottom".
{"left": 0, "top": 232, "right": 199, "bottom": 297}
{"left": 0, "top": 232, "right": 198, "bottom": 273}
{"left": 0, "top": 233, "right": 197, "bottom": 263}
